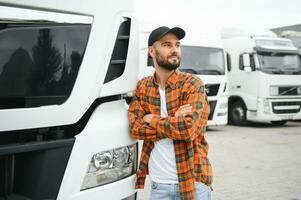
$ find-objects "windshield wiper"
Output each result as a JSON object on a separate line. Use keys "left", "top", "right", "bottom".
{"left": 269, "top": 68, "right": 301, "bottom": 74}
{"left": 199, "top": 69, "right": 222, "bottom": 75}
{"left": 180, "top": 68, "right": 197, "bottom": 74}
{"left": 263, "top": 67, "right": 284, "bottom": 74}
{"left": 270, "top": 69, "right": 284, "bottom": 74}
{"left": 180, "top": 68, "right": 223, "bottom": 75}
{"left": 284, "top": 67, "right": 299, "bottom": 71}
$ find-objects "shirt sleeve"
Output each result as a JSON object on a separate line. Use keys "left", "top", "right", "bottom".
{"left": 147, "top": 79, "right": 210, "bottom": 142}
{"left": 128, "top": 81, "right": 164, "bottom": 141}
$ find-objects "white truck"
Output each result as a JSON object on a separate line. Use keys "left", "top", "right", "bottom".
{"left": 0, "top": 1, "right": 138, "bottom": 200}
{"left": 222, "top": 28, "right": 301, "bottom": 125}
{"left": 139, "top": 25, "right": 228, "bottom": 126}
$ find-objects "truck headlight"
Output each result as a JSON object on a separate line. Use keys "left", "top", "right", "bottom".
{"left": 81, "top": 143, "right": 137, "bottom": 190}
{"left": 297, "top": 87, "right": 301, "bottom": 94}
{"left": 270, "top": 86, "right": 278, "bottom": 96}
{"left": 263, "top": 99, "right": 270, "bottom": 113}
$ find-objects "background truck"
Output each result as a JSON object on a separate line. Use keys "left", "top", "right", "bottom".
{"left": 139, "top": 24, "right": 228, "bottom": 126}
{"left": 222, "top": 28, "right": 301, "bottom": 125}
{"left": 179, "top": 29, "right": 228, "bottom": 126}
{"left": 0, "top": 0, "right": 138, "bottom": 199}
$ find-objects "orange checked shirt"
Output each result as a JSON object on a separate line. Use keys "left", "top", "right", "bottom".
{"left": 128, "top": 70, "right": 212, "bottom": 200}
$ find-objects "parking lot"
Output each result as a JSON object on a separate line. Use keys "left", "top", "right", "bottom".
{"left": 137, "top": 121, "right": 301, "bottom": 200}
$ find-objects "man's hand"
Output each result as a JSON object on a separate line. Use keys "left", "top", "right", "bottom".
{"left": 175, "top": 104, "right": 192, "bottom": 117}
{"left": 143, "top": 114, "right": 156, "bottom": 124}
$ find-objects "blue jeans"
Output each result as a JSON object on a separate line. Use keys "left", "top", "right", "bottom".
{"left": 150, "top": 181, "right": 211, "bottom": 200}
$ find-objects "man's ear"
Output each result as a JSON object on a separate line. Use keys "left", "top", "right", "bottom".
{"left": 148, "top": 46, "right": 154, "bottom": 58}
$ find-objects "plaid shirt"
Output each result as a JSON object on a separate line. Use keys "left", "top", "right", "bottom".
{"left": 128, "top": 70, "right": 212, "bottom": 200}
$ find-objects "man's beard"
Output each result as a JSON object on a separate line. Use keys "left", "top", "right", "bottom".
{"left": 155, "top": 49, "right": 180, "bottom": 71}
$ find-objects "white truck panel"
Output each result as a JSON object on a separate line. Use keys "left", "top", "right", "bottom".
{"left": 0, "top": 0, "right": 137, "bottom": 131}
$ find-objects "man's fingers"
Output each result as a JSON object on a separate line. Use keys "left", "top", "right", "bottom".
{"left": 181, "top": 112, "right": 192, "bottom": 117}
{"left": 180, "top": 104, "right": 191, "bottom": 108}
{"left": 179, "top": 107, "right": 192, "bottom": 112}
{"left": 179, "top": 106, "right": 192, "bottom": 111}
{"left": 178, "top": 108, "right": 192, "bottom": 116}
{"left": 181, "top": 106, "right": 192, "bottom": 110}
{"left": 181, "top": 110, "right": 192, "bottom": 115}
{"left": 175, "top": 104, "right": 193, "bottom": 117}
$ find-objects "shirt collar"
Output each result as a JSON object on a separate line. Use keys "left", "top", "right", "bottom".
{"left": 151, "top": 69, "right": 180, "bottom": 89}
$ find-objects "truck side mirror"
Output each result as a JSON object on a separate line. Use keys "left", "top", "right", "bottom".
{"left": 226, "top": 52, "right": 231, "bottom": 72}
{"left": 242, "top": 54, "right": 252, "bottom": 72}
{"left": 243, "top": 54, "right": 250, "bottom": 67}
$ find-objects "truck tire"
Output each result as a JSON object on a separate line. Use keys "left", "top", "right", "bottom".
{"left": 229, "top": 100, "right": 248, "bottom": 126}
{"left": 271, "top": 121, "right": 287, "bottom": 126}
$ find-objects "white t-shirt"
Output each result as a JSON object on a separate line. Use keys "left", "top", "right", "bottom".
{"left": 148, "top": 87, "right": 178, "bottom": 183}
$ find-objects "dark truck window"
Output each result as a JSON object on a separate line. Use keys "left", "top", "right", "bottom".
{"left": 0, "top": 24, "right": 91, "bottom": 109}
{"left": 180, "top": 46, "right": 225, "bottom": 75}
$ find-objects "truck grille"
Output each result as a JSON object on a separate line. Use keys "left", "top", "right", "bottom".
{"left": 278, "top": 86, "right": 301, "bottom": 96}
{"left": 272, "top": 101, "right": 301, "bottom": 114}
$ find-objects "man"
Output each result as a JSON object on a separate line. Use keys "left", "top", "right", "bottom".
{"left": 128, "top": 26, "right": 212, "bottom": 200}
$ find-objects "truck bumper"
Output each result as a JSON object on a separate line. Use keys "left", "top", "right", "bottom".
{"left": 58, "top": 175, "right": 137, "bottom": 200}
{"left": 207, "top": 96, "right": 228, "bottom": 126}
{"left": 247, "top": 98, "right": 301, "bottom": 122}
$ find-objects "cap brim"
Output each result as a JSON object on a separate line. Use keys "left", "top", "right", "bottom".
{"left": 167, "top": 27, "right": 186, "bottom": 40}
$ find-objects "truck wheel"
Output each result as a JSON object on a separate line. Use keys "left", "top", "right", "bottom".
{"left": 229, "top": 101, "right": 248, "bottom": 126}
{"left": 271, "top": 121, "right": 287, "bottom": 126}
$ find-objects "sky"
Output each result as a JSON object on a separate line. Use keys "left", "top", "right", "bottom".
{"left": 134, "top": 0, "right": 301, "bottom": 30}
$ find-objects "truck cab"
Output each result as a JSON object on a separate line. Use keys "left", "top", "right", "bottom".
{"left": 223, "top": 28, "right": 301, "bottom": 125}
{"left": 0, "top": 1, "right": 138, "bottom": 199}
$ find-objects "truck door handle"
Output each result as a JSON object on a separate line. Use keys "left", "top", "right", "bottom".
{"left": 236, "top": 85, "right": 241, "bottom": 88}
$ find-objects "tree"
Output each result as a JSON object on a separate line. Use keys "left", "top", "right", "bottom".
{"left": 31, "top": 29, "right": 62, "bottom": 95}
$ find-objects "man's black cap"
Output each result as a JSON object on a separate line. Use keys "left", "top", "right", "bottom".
{"left": 148, "top": 26, "right": 185, "bottom": 46}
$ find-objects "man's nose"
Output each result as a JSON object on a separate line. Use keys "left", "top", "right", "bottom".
{"left": 171, "top": 45, "right": 180, "bottom": 53}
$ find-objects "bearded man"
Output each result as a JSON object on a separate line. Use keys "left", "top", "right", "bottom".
{"left": 128, "top": 26, "right": 212, "bottom": 200}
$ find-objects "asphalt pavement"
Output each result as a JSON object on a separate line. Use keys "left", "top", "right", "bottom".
{"left": 137, "top": 121, "right": 301, "bottom": 200}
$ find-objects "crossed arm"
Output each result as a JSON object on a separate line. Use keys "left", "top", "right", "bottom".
{"left": 128, "top": 81, "right": 210, "bottom": 142}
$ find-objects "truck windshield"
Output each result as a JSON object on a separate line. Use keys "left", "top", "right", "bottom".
{"left": 0, "top": 23, "right": 90, "bottom": 109}
{"left": 179, "top": 46, "right": 225, "bottom": 75}
{"left": 257, "top": 52, "right": 301, "bottom": 74}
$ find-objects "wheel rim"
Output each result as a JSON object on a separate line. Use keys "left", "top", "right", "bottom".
{"left": 232, "top": 106, "right": 245, "bottom": 122}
